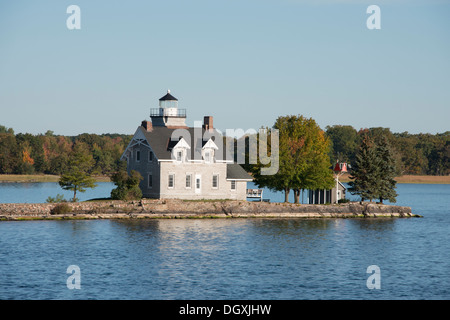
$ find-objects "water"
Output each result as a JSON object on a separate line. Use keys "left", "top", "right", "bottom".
{"left": 0, "top": 182, "right": 115, "bottom": 203}
{"left": 0, "top": 183, "right": 449, "bottom": 299}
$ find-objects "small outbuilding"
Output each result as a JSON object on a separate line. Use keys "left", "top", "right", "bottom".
{"left": 307, "top": 181, "right": 347, "bottom": 204}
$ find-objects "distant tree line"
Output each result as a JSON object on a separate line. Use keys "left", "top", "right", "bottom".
{"left": 0, "top": 124, "right": 131, "bottom": 176}
{"left": 2, "top": 123, "right": 448, "bottom": 178}
{"left": 325, "top": 126, "right": 449, "bottom": 176}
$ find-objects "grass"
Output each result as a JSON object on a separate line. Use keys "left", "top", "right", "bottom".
{"left": 339, "top": 173, "right": 450, "bottom": 184}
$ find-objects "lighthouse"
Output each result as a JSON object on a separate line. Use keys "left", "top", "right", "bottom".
{"left": 150, "top": 90, "right": 187, "bottom": 128}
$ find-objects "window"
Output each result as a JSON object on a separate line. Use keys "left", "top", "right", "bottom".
{"left": 136, "top": 150, "right": 140, "bottom": 162}
{"left": 168, "top": 174, "right": 175, "bottom": 188}
{"left": 231, "top": 180, "right": 236, "bottom": 190}
{"left": 212, "top": 174, "right": 219, "bottom": 189}
{"left": 177, "top": 151, "right": 182, "bottom": 162}
{"left": 148, "top": 151, "right": 153, "bottom": 162}
{"left": 148, "top": 173, "right": 153, "bottom": 188}
{"left": 196, "top": 177, "right": 201, "bottom": 190}
{"left": 204, "top": 151, "right": 211, "bottom": 163}
{"left": 186, "top": 174, "right": 192, "bottom": 189}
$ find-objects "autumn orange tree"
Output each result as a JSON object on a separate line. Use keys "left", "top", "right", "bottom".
{"left": 251, "top": 115, "right": 334, "bottom": 203}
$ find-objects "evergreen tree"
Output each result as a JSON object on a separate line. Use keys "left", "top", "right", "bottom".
{"left": 348, "top": 135, "right": 381, "bottom": 202}
{"left": 349, "top": 135, "right": 399, "bottom": 203}
{"left": 375, "top": 136, "right": 398, "bottom": 203}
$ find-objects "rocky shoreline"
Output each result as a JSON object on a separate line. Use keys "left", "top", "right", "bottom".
{"left": 0, "top": 199, "right": 419, "bottom": 221}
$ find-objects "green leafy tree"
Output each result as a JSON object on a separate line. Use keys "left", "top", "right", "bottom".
{"left": 110, "top": 169, "right": 143, "bottom": 200}
{"left": 0, "top": 125, "right": 14, "bottom": 135}
{"left": 326, "top": 125, "right": 360, "bottom": 164}
{"left": 0, "top": 132, "right": 19, "bottom": 174}
{"left": 59, "top": 142, "right": 97, "bottom": 202}
{"left": 251, "top": 115, "right": 334, "bottom": 203}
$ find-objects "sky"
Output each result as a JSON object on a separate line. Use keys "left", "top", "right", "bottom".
{"left": 0, "top": 0, "right": 449, "bottom": 136}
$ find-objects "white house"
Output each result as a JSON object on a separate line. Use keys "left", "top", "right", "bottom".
{"left": 121, "top": 90, "right": 253, "bottom": 200}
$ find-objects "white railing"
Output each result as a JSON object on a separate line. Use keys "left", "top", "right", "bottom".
{"left": 246, "top": 189, "right": 263, "bottom": 201}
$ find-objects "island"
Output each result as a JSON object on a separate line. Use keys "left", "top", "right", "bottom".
{"left": 0, "top": 199, "right": 419, "bottom": 221}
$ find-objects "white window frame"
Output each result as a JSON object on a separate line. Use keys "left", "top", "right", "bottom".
{"left": 231, "top": 180, "right": 236, "bottom": 191}
{"left": 186, "top": 173, "right": 192, "bottom": 189}
{"left": 212, "top": 174, "right": 219, "bottom": 189}
{"left": 168, "top": 173, "right": 175, "bottom": 189}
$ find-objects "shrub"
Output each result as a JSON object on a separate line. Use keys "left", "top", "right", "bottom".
{"left": 338, "top": 198, "right": 350, "bottom": 204}
{"left": 110, "top": 170, "right": 143, "bottom": 200}
{"left": 46, "top": 194, "right": 67, "bottom": 203}
{"left": 50, "top": 203, "right": 72, "bottom": 215}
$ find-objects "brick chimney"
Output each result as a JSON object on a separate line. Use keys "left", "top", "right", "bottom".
{"left": 141, "top": 120, "right": 152, "bottom": 132}
{"left": 203, "top": 116, "right": 213, "bottom": 130}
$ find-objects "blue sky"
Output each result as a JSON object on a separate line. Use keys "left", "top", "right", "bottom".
{"left": 0, "top": 0, "right": 449, "bottom": 136}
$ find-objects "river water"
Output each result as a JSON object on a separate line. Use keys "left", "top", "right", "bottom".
{"left": 0, "top": 182, "right": 449, "bottom": 299}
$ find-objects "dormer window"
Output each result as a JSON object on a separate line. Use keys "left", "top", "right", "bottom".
{"left": 201, "top": 138, "right": 218, "bottom": 164}
{"left": 204, "top": 151, "right": 211, "bottom": 163}
{"left": 173, "top": 147, "right": 187, "bottom": 163}
{"left": 170, "top": 137, "right": 190, "bottom": 162}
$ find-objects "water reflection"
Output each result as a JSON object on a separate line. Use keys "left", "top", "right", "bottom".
{"left": 351, "top": 218, "right": 396, "bottom": 232}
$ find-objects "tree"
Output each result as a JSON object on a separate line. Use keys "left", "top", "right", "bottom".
{"left": 0, "top": 125, "right": 14, "bottom": 135}
{"left": 110, "top": 169, "right": 143, "bottom": 200}
{"left": 251, "top": 115, "right": 334, "bottom": 203}
{"left": 348, "top": 134, "right": 399, "bottom": 203}
{"left": 0, "top": 132, "right": 19, "bottom": 174}
{"left": 348, "top": 135, "right": 380, "bottom": 202}
{"left": 325, "top": 125, "right": 360, "bottom": 164}
{"left": 291, "top": 120, "right": 335, "bottom": 203}
{"left": 19, "top": 141, "right": 35, "bottom": 174}
{"left": 59, "top": 142, "right": 97, "bottom": 202}
{"left": 375, "top": 136, "right": 398, "bottom": 203}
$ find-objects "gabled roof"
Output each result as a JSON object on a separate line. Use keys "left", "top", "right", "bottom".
{"left": 338, "top": 181, "right": 347, "bottom": 190}
{"left": 137, "top": 126, "right": 232, "bottom": 161}
{"left": 226, "top": 163, "right": 253, "bottom": 181}
{"left": 202, "top": 138, "right": 219, "bottom": 150}
{"left": 170, "top": 138, "right": 191, "bottom": 150}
